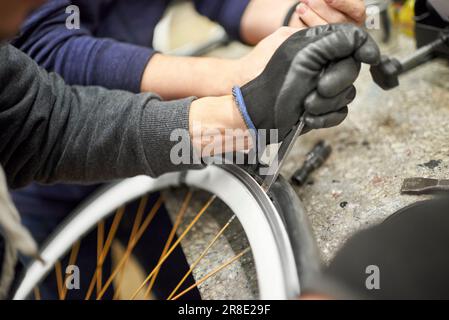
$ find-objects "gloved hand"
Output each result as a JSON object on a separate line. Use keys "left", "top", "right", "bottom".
{"left": 232, "top": 24, "right": 381, "bottom": 142}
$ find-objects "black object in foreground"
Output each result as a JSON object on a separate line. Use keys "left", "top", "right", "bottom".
{"left": 291, "top": 141, "right": 332, "bottom": 187}
{"left": 322, "top": 197, "right": 449, "bottom": 299}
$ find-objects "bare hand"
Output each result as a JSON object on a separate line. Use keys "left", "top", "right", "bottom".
{"left": 292, "top": 0, "right": 366, "bottom": 27}
{"left": 235, "top": 27, "right": 300, "bottom": 87}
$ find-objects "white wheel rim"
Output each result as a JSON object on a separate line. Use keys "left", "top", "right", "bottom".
{"left": 14, "top": 166, "right": 299, "bottom": 300}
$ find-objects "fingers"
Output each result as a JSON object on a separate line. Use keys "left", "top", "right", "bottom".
{"left": 354, "top": 34, "right": 381, "bottom": 65}
{"left": 304, "top": 106, "right": 348, "bottom": 129}
{"left": 305, "top": 85, "right": 356, "bottom": 115}
{"left": 298, "top": 0, "right": 352, "bottom": 25}
{"left": 296, "top": 2, "right": 327, "bottom": 26}
{"left": 328, "top": 24, "right": 380, "bottom": 65}
{"left": 323, "top": 0, "right": 367, "bottom": 25}
{"left": 306, "top": 24, "right": 381, "bottom": 65}
{"left": 318, "top": 58, "right": 360, "bottom": 97}
{"left": 274, "top": 26, "right": 364, "bottom": 120}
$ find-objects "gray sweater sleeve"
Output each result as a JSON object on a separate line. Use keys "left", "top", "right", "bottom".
{"left": 0, "top": 44, "right": 202, "bottom": 189}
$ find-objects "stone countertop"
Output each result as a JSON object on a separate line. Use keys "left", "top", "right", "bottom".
{"left": 282, "top": 34, "right": 449, "bottom": 262}
{"left": 163, "top": 10, "right": 449, "bottom": 295}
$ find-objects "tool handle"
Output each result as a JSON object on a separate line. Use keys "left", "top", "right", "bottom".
{"left": 371, "top": 32, "right": 449, "bottom": 90}
{"left": 399, "top": 33, "right": 449, "bottom": 74}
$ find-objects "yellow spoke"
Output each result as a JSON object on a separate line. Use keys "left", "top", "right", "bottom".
{"left": 55, "top": 261, "right": 64, "bottom": 300}
{"left": 144, "top": 191, "right": 194, "bottom": 299}
{"left": 96, "top": 221, "right": 104, "bottom": 296}
{"left": 85, "top": 206, "right": 126, "bottom": 300}
{"left": 171, "top": 247, "right": 250, "bottom": 301}
{"left": 33, "top": 287, "right": 41, "bottom": 300}
{"left": 99, "top": 206, "right": 127, "bottom": 261}
{"left": 167, "top": 215, "right": 235, "bottom": 300}
{"left": 130, "top": 195, "right": 216, "bottom": 300}
{"left": 113, "top": 196, "right": 150, "bottom": 299}
{"left": 96, "top": 196, "right": 163, "bottom": 300}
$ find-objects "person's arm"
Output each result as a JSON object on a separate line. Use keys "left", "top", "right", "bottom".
{"left": 240, "top": 0, "right": 304, "bottom": 44}
{"left": 141, "top": 27, "right": 298, "bottom": 99}
{"left": 13, "top": 0, "right": 155, "bottom": 93}
{"left": 192, "top": 0, "right": 251, "bottom": 42}
{"left": 151, "top": 0, "right": 367, "bottom": 97}
{"left": 240, "top": 0, "right": 367, "bottom": 45}
{"left": 140, "top": 54, "right": 239, "bottom": 99}
{"left": 0, "top": 44, "right": 211, "bottom": 188}
{"left": 1, "top": 24, "right": 380, "bottom": 189}
{"left": 13, "top": 0, "right": 291, "bottom": 100}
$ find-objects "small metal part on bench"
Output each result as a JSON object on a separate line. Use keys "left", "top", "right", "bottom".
{"left": 401, "top": 177, "right": 449, "bottom": 195}
{"left": 291, "top": 140, "right": 332, "bottom": 187}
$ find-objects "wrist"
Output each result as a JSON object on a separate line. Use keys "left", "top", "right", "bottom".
{"left": 219, "top": 59, "right": 244, "bottom": 95}
{"left": 189, "top": 96, "right": 250, "bottom": 155}
{"left": 140, "top": 53, "right": 167, "bottom": 95}
{"left": 141, "top": 53, "right": 242, "bottom": 98}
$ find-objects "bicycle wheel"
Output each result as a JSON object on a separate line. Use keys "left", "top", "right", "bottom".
{"left": 13, "top": 165, "right": 321, "bottom": 300}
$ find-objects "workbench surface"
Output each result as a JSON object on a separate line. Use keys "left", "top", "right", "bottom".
{"left": 163, "top": 9, "right": 449, "bottom": 297}
{"left": 284, "top": 34, "right": 449, "bottom": 262}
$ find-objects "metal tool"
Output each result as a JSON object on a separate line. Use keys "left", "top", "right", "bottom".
{"left": 401, "top": 177, "right": 449, "bottom": 195}
{"left": 291, "top": 140, "right": 332, "bottom": 187}
{"left": 261, "top": 118, "right": 306, "bottom": 192}
{"left": 371, "top": 31, "right": 449, "bottom": 90}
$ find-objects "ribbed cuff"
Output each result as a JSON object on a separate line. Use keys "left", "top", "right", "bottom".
{"left": 92, "top": 41, "right": 155, "bottom": 93}
{"left": 140, "top": 96, "right": 205, "bottom": 177}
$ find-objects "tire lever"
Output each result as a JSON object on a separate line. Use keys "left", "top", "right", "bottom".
{"left": 261, "top": 117, "right": 305, "bottom": 193}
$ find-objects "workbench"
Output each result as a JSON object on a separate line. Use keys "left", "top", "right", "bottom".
{"left": 164, "top": 21, "right": 449, "bottom": 298}
{"left": 284, "top": 33, "right": 449, "bottom": 262}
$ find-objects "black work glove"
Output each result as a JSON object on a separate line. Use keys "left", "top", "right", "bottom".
{"left": 232, "top": 24, "right": 381, "bottom": 142}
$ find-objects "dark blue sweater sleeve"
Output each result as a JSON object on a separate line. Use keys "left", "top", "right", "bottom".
{"left": 12, "top": 0, "right": 154, "bottom": 93}
{"left": 193, "top": 0, "right": 251, "bottom": 41}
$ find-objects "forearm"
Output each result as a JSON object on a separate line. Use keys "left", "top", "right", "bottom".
{"left": 240, "top": 0, "right": 302, "bottom": 45}
{"left": 13, "top": 1, "right": 154, "bottom": 93}
{"left": 0, "top": 45, "right": 199, "bottom": 188}
{"left": 16, "top": 30, "right": 154, "bottom": 93}
{"left": 141, "top": 53, "right": 239, "bottom": 99}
